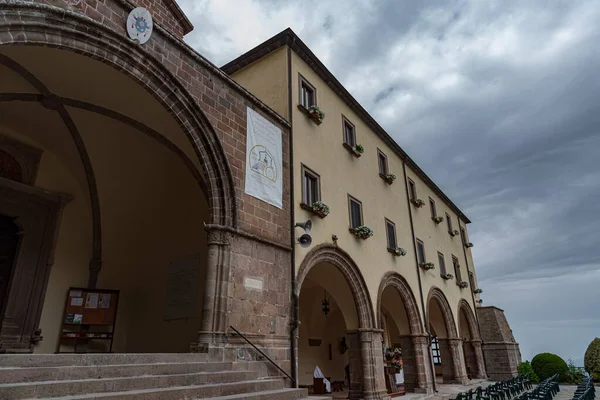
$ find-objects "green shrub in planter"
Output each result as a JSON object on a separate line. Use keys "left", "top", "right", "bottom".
{"left": 531, "top": 352, "right": 569, "bottom": 382}
{"left": 517, "top": 361, "right": 539, "bottom": 383}
{"left": 584, "top": 337, "right": 600, "bottom": 381}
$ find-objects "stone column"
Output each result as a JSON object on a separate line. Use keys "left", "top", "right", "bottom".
{"left": 448, "top": 338, "right": 469, "bottom": 384}
{"left": 470, "top": 340, "right": 487, "bottom": 379}
{"left": 347, "top": 329, "right": 390, "bottom": 400}
{"left": 399, "top": 334, "right": 431, "bottom": 393}
{"left": 194, "top": 227, "right": 232, "bottom": 356}
{"left": 437, "top": 338, "right": 455, "bottom": 383}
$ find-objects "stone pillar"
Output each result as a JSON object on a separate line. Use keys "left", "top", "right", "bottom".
{"left": 194, "top": 227, "right": 232, "bottom": 355}
{"left": 470, "top": 340, "right": 487, "bottom": 379}
{"left": 347, "top": 329, "right": 390, "bottom": 400}
{"left": 399, "top": 334, "right": 431, "bottom": 393}
{"left": 438, "top": 338, "right": 468, "bottom": 384}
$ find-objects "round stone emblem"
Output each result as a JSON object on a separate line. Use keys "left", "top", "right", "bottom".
{"left": 126, "top": 7, "right": 153, "bottom": 44}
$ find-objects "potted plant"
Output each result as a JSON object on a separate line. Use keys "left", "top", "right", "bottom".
{"left": 420, "top": 262, "right": 435, "bottom": 271}
{"left": 310, "top": 201, "right": 330, "bottom": 218}
{"left": 382, "top": 173, "right": 396, "bottom": 185}
{"left": 307, "top": 105, "right": 325, "bottom": 124}
{"left": 473, "top": 288, "right": 483, "bottom": 294}
{"left": 441, "top": 273, "right": 454, "bottom": 280}
{"left": 412, "top": 199, "right": 426, "bottom": 208}
{"left": 350, "top": 226, "right": 373, "bottom": 240}
{"left": 458, "top": 281, "right": 469, "bottom": 289}
{"left": 388, "top": 247, "right": 407, "bottom": 257}
{"left": 450, "top": 229, "right": 459, "bottom": 237}
{"left": 465, "top": 242, "right": 474, "bottom": 248}
{"left": 351, "top": 144, "right": 365, "bottom": 157}
{"left": 432, "top": 216, "right": 444, "bottom": 224}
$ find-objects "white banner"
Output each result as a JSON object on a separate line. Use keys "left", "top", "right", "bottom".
{"left": 244, "top": 107, "right": 283, "bottom": 208}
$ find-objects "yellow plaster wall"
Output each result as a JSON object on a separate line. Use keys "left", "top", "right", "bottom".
{"left": 229, "top": 46, "right": 289, "bottom": 120}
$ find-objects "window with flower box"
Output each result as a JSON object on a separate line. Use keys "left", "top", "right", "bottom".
{"left": 438, "top": 252, "right": 447, "bottom": 276}
{"left": 408, "top": 179, "right": 417, "bottom": 202}
{"left": 299, "top": 75, "right": 316, "bottom": 109}
{"left": 348, "top": 195, "right": 363, "bottom": 229}
{"left": 460, "top": 227, "right": 467, "bottom": 245}
{"left": 446, "top": 213, "right": 453, "bottom": 234}
{"left": 378, "top": 150, "right": 388, "bottom": 175}
{"left": 385, "top": 219, "right": 397, "bottom": 250}
{"left": 343, "top": 117, "right": 356, "bottom": 148}
{"left": 469, "top": 272, "right": 476, "bottom": 291}
{"left": 301, "top": 165, "right": 320, "bottom": 206}
{"left": 453, "top": 256, "right": 462, "bottom": 284}
{"left": 416, "top": 239, "right": 426, "bottom": 265}
{"left": 429, "top": 198, "right": 437, "bottom": 218}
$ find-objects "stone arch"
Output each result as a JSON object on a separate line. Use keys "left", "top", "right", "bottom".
{"left": 458, "top": 299, "right": 480, "bottom": 341}
{"left": 0, "top": 2, "right": 237, "bottom": 229}
{"left": 297, "top": 244, "right": 375, "bottom": 330}
{"left": 376, "top": 272, "right": 423, "bottom": 334}
{"left": 426, "top": 287, "right": 458, "bottom": 338}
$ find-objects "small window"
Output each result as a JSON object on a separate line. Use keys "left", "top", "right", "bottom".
{"left": 453, "top": 256, "right": 462, "bottom": 283}
{"left": 343, "top": 118, "right": 356, "bottom": 147}
{"left": 408, "top": 179, "right": 417, "bottom": 201}
{"left": 385, "top": 219, "right": 397, "bottom": 249}
{"left": 429, "top": 198, "right": 437, "bottom": 218}
{"left": 469, "top": 272, "right": 476, "bottom": 291}
{"left": 301, "top": 165, "right": 320, "bottom": 206}
{"left": 446, "top": 213, "right": 453, "bottom": 233}
{"left": 348, "top": 195, "right": 363, "bottom": 229}
{"left": 438, "top": 252, "right": 447, "bottom": 276}
{"left": 378, "top": 150, "right": 388, "bottom": 175}
{"left": 299, "top": 75, "right": 316, "bottom": 108}
{"left": 431, "top": 336, "right": 442, "bottom": 365}
{"left": 460, "top": 227, "right": 467, "bottom": 245}
{"left": 416, "top": 239, "right": 426, "bottom": 265}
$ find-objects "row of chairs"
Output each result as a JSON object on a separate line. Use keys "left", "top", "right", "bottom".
{"left": 571, "top": 376, "right": 595, "bottom": 400}
{"left": 451, "top": 375, "right": 533, "bottom": 400}
{"left": 514, "top": 374, "right": 560, "bottom": 400}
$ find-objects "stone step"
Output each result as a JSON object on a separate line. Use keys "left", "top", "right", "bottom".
{"left": 0, "top": 353, "right": 209, "bottom": 368}
{"left": 0, "top": 371, "right": 262, "bottom": 399}
{"left": 29, "top": 379, "right": 292, "bottom": 399}
{"left": 194, "top": 388, "right": 309, "bottom": 399}
{"left": 0, "top": 361, "right": 235, "bottom": 384}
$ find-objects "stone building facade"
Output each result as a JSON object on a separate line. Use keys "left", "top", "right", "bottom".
{"left": 0, "top": 1, "right": 520, "bottom": 399}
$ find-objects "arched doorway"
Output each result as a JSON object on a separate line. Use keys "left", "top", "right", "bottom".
{"left": 377, "top": 272, "right": 430, "bottom": 393}
{"left": 0, "top": 18, "right": 234, "bottom": 352}
{"left": 458, "top": 300, "right": 486, "bottom": 379}
{"left": 427, "top": 288, "right": 468, "bottom": 384}
{"left": 296, "top": 244, "right": 386, "bottom": 400}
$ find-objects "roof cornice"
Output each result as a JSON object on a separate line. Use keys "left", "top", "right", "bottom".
{"left": 222, "top": 28, "right": 470, "bottom": 223}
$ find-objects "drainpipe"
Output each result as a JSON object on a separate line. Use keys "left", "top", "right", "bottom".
{"left": 402, "top": 162, "right": 437, "bottom": 393}
{"left": 458, "top": 215, "right": 489, "bottom": 378}
{"left": 287, "top": 41, "right": 300, "bottom": 388}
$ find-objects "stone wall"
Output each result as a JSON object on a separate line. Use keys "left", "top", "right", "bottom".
{"left": 477, "top": 306, "right": 522, "bottom": 380}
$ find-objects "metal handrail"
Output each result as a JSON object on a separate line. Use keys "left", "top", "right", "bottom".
{"left": 229, "top": 325, "right": 295, "bottom": 384}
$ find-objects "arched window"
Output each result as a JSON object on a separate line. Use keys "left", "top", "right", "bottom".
{"left": 0, "top": 150, "right": 22, "bottom": 182}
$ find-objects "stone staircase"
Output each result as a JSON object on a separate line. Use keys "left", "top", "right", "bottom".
{"left": 0, "top": 354, "right": 308, "bottom": 400}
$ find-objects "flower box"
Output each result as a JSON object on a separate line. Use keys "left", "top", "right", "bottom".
{"left": 458, "top": 281, "right": 469, "bottom": 289}
{"left": 441, "top": 273, "right": 454, "bottom": 280}
{"left": 465, "top": 242, "right": 474, "bottom": 248}
{"left": 432, "top": 216, "right": 444, "bottom": 224}
{"left": 350, "top": 226, "right": 373, "bottom": 240}
{"left": 343, "top": 143, "right": 364, "bottom": 157}
{"left": 450, "top": 229, "right": 460, "bottom": 237}
{"left": 297, "top": 104, "right": 324, "bottom": 125}
{"left": 301, "top": 201, "right": 330, "bottom": 218}
{"left": 388, "top": 247, "right": 407, "bottom": 257}
{"left": 381, "top": 173, "right": 396, "bottom": 185}
{"left": 419, "top": 262, "right": 435, "bottom": 271}
{"left": 473, "top": 288, "right": 483, "bottom": 294}
{"left": 412, "top": 199, "right": 426, "bottom": 208}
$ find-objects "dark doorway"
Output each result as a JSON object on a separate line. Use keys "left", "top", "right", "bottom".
{"left": 0, "top": 214, "right": 19, "bottom": 320}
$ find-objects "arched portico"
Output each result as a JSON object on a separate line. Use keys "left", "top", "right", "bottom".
{"left": 0, "top": 2, "right": 240, "bottom": 353}
{"left": 458, "top": 300, "right": 487, "bottom": 379}
{"left": 426, "top": 288, "right": 468, "bottom": 384}
{"left": 296, "top": 244, "right": 387, "bottom": 400}
{"left": 377, "top": 272, "right": 431, "bottom": 393}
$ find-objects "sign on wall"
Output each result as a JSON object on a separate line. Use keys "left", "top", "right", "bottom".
{"left": 244, "top": 107, "right": 283, "bottom": 208}
{"left": 126, "top": 7, "right": 153, "bottom": 45}
{"left": 163, "top": 254, "right": 201, "bottom": 322}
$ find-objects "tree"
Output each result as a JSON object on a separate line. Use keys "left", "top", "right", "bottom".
{"left": 531, "top": 353, "right": 569, "bottom": 382}
{"left": 584, "top": 338, "right": 600, "bottom": 381}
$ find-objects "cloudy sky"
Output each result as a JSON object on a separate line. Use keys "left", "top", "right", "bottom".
{"left": 178, "top": 0, "right": 600, "bottom": 365}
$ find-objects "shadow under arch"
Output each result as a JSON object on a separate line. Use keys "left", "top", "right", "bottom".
{"left": 0, "top": 1, "right": 237, "bottom": 229}
{"left": 297, "top": 244, "right": 376, "bottom": 329}
{"left": 376, "top": 271, "right": 424, "bottom": 335}
{"left": 426, "top": 286, "right": 458, "bottom": 338}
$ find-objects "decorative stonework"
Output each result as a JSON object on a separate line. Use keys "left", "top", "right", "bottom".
{"left": 376, "top": 272, "right": 423, "bottom": 335}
